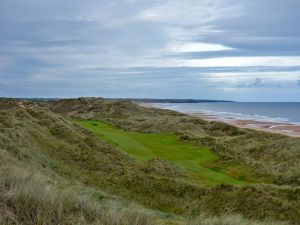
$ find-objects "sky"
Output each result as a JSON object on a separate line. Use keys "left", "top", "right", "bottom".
{"left": 0, "top": 0, "right": 300, "bottom": 101}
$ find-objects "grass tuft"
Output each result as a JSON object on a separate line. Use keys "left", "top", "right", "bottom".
{"left": 0, "top": 167, "right": 157, "bottom": 225}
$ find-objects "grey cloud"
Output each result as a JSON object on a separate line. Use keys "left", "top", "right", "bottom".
{"left": 246, "top": 78, "right": 263, "bottom": 87}
{"left": 0, "top": 0, "right": 299, "bottom": 101}
{"left": 193, "top": 1, "right": 300, "bottom": 57}
{"left": 171, "top": 48, "right": 300, "bottom": 60}
{"left": 236, "top": 78, "right": 282, "bottom": 88}
{"left": 86, "top": 66, "right": 300, "bottom": 74}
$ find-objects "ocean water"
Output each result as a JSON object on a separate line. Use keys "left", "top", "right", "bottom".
{"left": 153, "top": 102, "right": 300, "bottom": 125}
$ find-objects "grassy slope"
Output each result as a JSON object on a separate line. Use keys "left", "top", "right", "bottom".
{"left": 45, "top": 98, "right": 300, "bottom": 223}
{"left": 57, "top": 97, "right": 299, "bottom": 186}
{"left": 1, "top": 98, "right": 300, "bottom": 224}
{"left": 0, "top": 167, "right": 159, "bottom": 225}
{"left": 97, "top": 112, "right": 300, "bottom": 186}
{"left": 0, "top": 107, "right": 184, "bottom": 224}
{"left": 76, "top": 119, "right": 250, "bottom": 185}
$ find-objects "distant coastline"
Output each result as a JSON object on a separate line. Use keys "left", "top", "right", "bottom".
{"left": 106, "top": 98, "right": 234, "bottom": 103}
{"left": 1, "top": 97, "right": 234, "bottom": 104}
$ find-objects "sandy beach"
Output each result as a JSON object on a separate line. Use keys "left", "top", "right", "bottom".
{"left": 188, "top": 112, "right": 300, "bottom": 137}
{"left": 141, "top": 103, "right": 300, "bottom": 137}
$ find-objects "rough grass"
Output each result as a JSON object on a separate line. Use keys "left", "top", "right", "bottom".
{"left": 75, "top": 119, "right": 263, "bottom": 185}
{"left": 188, "top": 214, "right": 281, "bottom": 225}
{"left": 0, "top": 167, "right": 158, "bottom": 225}
{"left": 0, "top": 168, "right": 278, "bottom": 225}
{"left": 99, "top": 113, "right": 300, "bottom": 186}
{"left": 1, "top": 99, "right": 299, "bottom": 224}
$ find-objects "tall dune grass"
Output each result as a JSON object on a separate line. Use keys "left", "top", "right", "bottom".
{"left": 0, "top": 99, "right": 298, "bottom": 225}
{"left": 0, "top": 168, "right": 285, "bottom": 225}
{"left": 188, "top": 214, "right": 283, "bottom": 225}
{"left": 0, "top": 168, "right": 157, "bottom": 225}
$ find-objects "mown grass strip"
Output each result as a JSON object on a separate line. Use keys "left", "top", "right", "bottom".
{"left": 76, "top": 120, "right": 249, "bottom": 185}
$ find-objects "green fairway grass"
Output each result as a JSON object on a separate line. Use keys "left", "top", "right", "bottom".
{"left": 76, "top": 120, "right": 256, "bottom": 185}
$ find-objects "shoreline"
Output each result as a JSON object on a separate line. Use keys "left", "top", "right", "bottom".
{"left": 140, "top": 103, "right": 300, "bottom": 138}
{"left": 188, "top": 112, "right": 300, "bottom": 137}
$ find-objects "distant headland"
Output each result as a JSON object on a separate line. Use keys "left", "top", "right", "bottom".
{"left": 105, "top": 98, "right": 234, "bottom": 103}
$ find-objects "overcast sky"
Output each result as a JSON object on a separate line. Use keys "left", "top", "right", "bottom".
{"left": 0, "top": 0, "right": 300, "bottom": 101}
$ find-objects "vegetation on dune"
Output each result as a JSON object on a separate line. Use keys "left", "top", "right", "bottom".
{"left": 45, "top": 97, "right": 170, "bottom": 119}
{"left": 0, "top": 98, "right": 299, "bottom": 224}
{"left": 187, "top": 214, "right": 280, "bottom": 225}
{"left": 49, "top": 97, "right": 299, "bottom": 186}
{"left": 76, "top": 119, "right": 263, "bottom": 185}
{"left": 0, "top": 167, "right": 158, "bottom": 225}
{"left": 1, "top": 168, "right": 279, "bottom": 225}
{"left": 123, "top": 118, "right": 298, "bottom": 183}
{"left": 79, "top": 104, "right": 299, "bottom": 186}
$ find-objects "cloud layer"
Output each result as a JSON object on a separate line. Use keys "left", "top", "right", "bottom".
{"left": 0, "top": 0, "right": 300, "bottom": 101}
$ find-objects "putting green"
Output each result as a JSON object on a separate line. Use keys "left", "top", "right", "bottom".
{"left": 76, "top": 120, "right": 249, "bottom": 185}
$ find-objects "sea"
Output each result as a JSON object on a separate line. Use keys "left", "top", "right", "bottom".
{"left": 152, "top": 102, "right": 300, "bottom": 125}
